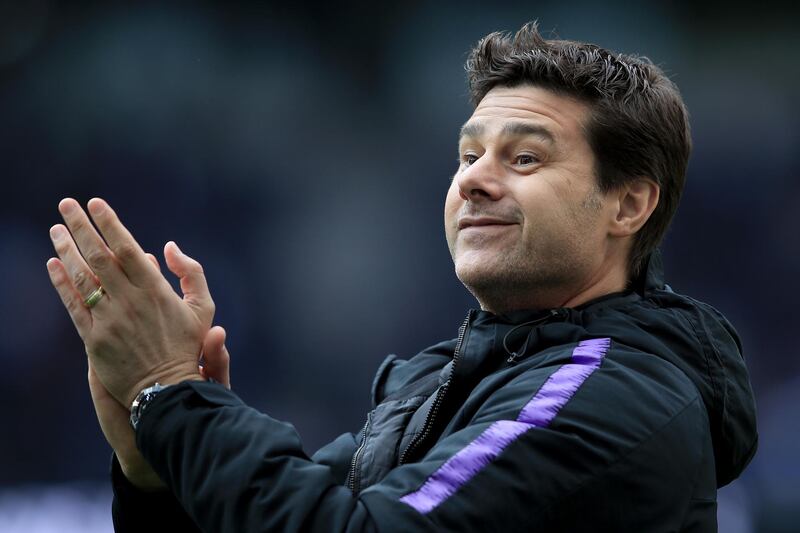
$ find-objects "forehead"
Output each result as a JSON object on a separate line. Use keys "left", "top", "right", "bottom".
{"left": 462, "top": 85, "right": 590, "bottom": 143}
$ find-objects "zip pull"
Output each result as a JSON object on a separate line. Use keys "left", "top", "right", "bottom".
{"left": 504, "top": 309, "right": 565, "bottom": 365}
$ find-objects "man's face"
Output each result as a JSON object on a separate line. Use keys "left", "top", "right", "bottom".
{"left": 444, "top": 84, "right": 613, "bottom": 312}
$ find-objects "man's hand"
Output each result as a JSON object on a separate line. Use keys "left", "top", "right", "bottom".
{"left": 198, "top": 326, "right": 231, "bottom": 386}
{"left": 47, "top": 207, "right": 233, "bottom": 490}
{"left": 88, "top": 325, "right": 231, "bottom": 491}
{"left": 46, "top": 197, "right": 213, "bottom": 407}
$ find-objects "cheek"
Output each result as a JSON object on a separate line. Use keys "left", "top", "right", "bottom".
{"left": 516, "top": 187, "right": 577, "bottom": 247}
{"left": 444, "top": 182, "right": 462, "bottom": 223}
{"left": 444, "top": 183, "right": 463, "bottom": 251}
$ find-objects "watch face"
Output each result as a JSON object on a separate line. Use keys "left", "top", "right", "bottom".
{"left": 130, "top": 383, "right": 167, "bottom": 430}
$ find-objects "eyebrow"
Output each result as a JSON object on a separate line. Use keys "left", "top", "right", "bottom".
{"left": 459, "top": 121, "right": 556, "bottom": 145}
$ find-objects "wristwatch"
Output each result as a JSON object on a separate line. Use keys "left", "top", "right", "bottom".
{"left": 129, "top": 382, "right": 171, "bottom": 431}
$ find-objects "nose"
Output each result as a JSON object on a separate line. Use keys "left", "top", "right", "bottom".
{"left": 455, "top": 152, "right": 505, "bottom": 202}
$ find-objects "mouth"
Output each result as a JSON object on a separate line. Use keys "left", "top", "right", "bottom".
{"left": 457, "top": 217, "right": 518, "bottom": 230}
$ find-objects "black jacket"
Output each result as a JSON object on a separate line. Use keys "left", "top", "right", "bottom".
{"left": 112, "top": 251, "right": 757, "bottom": 532}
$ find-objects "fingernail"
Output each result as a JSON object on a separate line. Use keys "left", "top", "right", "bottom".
{"left": 50, "top": 225, "right": 65, "bottom": 241}
{"left": 173, "top": 242, "right": 184, "bottom": 255}
{"left": 46, "top": 259, "right": 58, "bottom": 273}
{"left": 59, "top": 199, "right": 75, "bottom": 214}
{"left": 88, "top": 198, "right": 105, "bottom": 216}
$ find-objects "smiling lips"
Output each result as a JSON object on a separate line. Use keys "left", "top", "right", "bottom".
{"left": 457, "top": 216, "right": 518, "bottom": 230}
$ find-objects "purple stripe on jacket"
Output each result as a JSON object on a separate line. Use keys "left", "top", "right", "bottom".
{"left": 399, "top": 337, "right": 611, "bottom": 514}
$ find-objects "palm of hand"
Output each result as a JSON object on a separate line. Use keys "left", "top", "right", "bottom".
{"left": 89, "top": 325, "right": 231, "bottom": 490}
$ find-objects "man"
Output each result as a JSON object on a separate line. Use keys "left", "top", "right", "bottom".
{"left": 46, "top": 22, "right": 757, "bottom": 531}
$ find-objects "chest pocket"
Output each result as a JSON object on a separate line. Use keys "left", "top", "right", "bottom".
{"left": 347, "top": 372, "right": 443, "bottom": 494}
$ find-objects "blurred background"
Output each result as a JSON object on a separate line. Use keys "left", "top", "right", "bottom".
{"left": 1, "top": 0, "right": 797, "bottom": 531}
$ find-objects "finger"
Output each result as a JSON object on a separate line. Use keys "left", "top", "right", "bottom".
{"left": 83, "top": 197, "right": 161, "bottom": 288}
{"left": 201, "top": 326, "right": 230, "bottom": 389}
{"left": 46, "top": 257, "right": 93, "bottom": 337}
{"left": 57, "top": 198, "right": 128, "bottom": 292}
{"left": 164, "top": 241, "right": 215, "bottom": 326}
{"left": 146, "top": 253, "right": 161, "bottom": 273}
{"left": 49, "top": 224, "right": 102, "bottom": 301}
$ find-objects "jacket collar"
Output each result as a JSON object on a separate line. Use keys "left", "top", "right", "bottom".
{"left": 630, "top": 248, "right": 665, "bottom": 295}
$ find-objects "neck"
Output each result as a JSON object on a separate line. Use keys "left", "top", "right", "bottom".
{"left": 476, "top": 260, "right": 628, "bottom": 314}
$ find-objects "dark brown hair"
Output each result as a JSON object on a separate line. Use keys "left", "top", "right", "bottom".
{"left": 466, "top": 21, "right": 691, "bottom": 279}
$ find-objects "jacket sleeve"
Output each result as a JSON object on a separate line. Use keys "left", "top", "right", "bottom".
{"left": 131, "top": 340, "right": 716, "bottom": 532}
{"left": 110, "top": 418, "right": 359, "bottom": 531}
{"left": 110, "top": 453, "right": 199, "bottom": 532}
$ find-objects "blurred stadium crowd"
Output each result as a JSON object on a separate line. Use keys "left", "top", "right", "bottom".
{"left": 0, "top": 1, "right": 797, "bottom": 531}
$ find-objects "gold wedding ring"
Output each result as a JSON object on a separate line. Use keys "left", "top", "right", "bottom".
{"left": 84, "top": 286, "right": 106, "bottom": 308}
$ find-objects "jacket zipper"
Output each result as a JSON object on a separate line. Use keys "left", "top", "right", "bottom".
{"left": 347, "top": 411, "right": 373, "bottom": 493}
{"left": 398, "top": 309, "right": 473, "bottom": 465}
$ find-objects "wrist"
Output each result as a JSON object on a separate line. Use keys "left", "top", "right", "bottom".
{"left": 118, "top": 455, "right": 167, "bottom": 492}
{"left": 126, "top": 367, "right": 204, "bottom": 408}
{"left": 156, "top": 368, "right": 205, "bottom": 388}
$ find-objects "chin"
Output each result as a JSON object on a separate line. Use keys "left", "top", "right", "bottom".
{"left": 454, "top": 253, "right": 566, "bottom": 309}
{"left": 455, "top": 265, "right": 525, "bottom": 313}
{"left": 455, "top": 259, "right": 514, "bottom": 293}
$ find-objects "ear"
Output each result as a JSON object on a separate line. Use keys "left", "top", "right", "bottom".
{"left": 608, "top": 177, "right": 660, "bottom": 238}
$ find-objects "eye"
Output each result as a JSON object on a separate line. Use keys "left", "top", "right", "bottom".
{"left": 515, "top": 153, "right": 539, "bottom": 166}
{"left": 461, "top": 153, "right": 479, "bottom": 166}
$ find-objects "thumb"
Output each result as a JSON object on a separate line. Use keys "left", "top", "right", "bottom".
{"left": 145, "top": 253, "right": 161, "bottom": 273}
{"left": 201, "top": 326, "right": 231, "bottom": 389}
{"left": 164, "top": 241, "right": 215, "bottom": 325}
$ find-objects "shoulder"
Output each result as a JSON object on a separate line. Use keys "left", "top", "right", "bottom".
{"left": 475, "top": 337, "right": 710, "bottom": 477}
{"left": 569, "top": 340, "right": 706, "bottom": 453}
{"left": 516, "top": 338, "right": 705, "bottom": 435}
{"left": 503, "top": 340, "right": 713, "bottom": 518}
